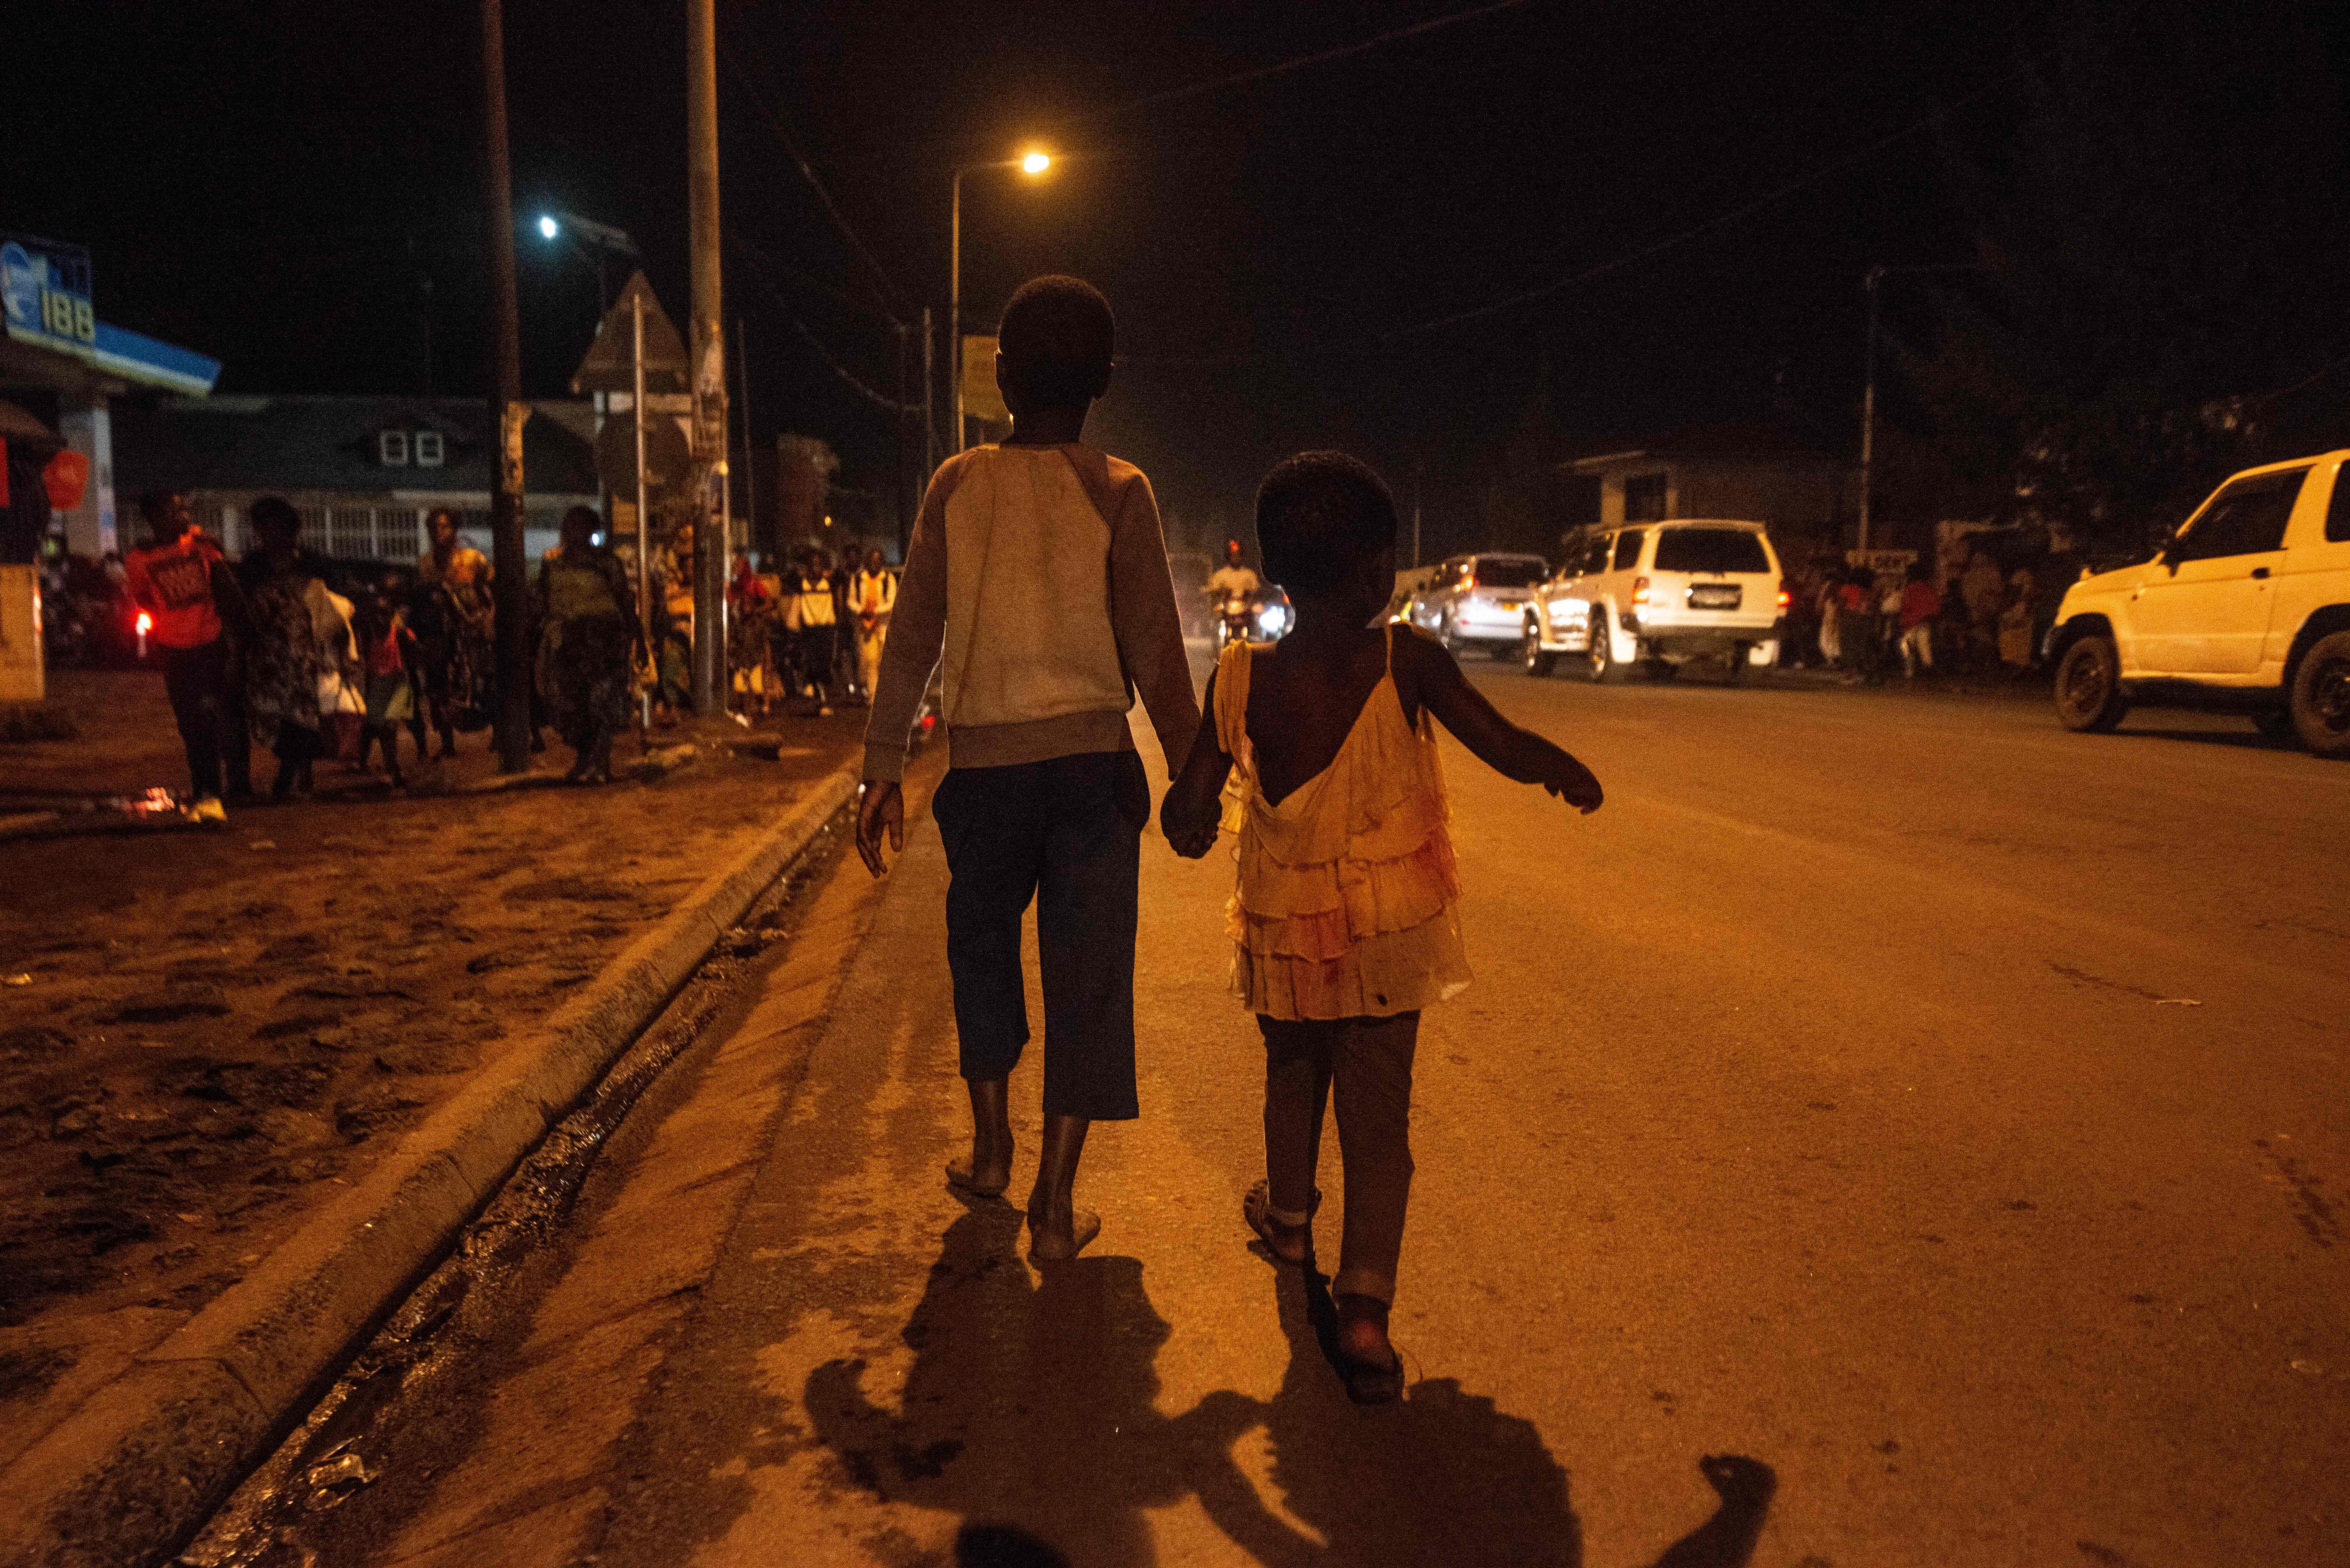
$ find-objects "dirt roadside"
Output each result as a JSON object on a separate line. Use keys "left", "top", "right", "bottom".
{"left": 0, "top": 668, "right": 866, "bottom": 1454}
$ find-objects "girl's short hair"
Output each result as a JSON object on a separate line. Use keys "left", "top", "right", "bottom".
{"left": 1255, "top": 452, "right": 1397, "bottom": 596}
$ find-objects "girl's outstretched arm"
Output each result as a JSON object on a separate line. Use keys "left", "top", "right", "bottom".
{"left": 1395, "top": 628, "right": 1603, "bottom": 812}
{"left": 1161, "top": 668, "right": 1234, "bottom": 857}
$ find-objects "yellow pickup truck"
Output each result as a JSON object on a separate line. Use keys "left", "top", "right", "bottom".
{"left": 2046, "top": 450, "right": 2350, "bottom": 757}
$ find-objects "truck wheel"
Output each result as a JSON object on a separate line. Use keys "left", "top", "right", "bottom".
{"left": 2053, "top": 635, "right": 2129, "bottom": 733}
{"left": 1587, "top": 611, "right": 1628, "bottom": 684}
{"left": 2289, "top": 629, "right": 2350, "bottom": 758}
{"left": 1522, "top": 619, "right": 1555, "bottom": 677}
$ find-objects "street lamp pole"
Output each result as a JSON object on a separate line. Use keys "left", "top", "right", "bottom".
{"left": 950, "top": 166, "right": 963, "bottom": 455}
{"left": 949, "top": 151, "right": 1051, "bottom": 456}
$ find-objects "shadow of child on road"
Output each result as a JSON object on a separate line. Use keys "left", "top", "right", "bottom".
{"left": 811, "top": 1198, "right": 1764, "bottom": 1566}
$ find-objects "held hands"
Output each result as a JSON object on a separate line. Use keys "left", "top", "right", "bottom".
{"left": 1161, "top": 792, "right": 1220, "bottom": 860}
{"left": 856, "top": 780, "right": 904, "bottom": 877}
{"left": 1543, "top": 754, "right": 1605, "bottom": 814}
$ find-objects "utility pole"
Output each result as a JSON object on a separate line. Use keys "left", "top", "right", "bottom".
{"left": 479, "top": 0, "right": 529, "bottom": 773}
{"left": 1858, "top": 264, "right": 1883, "bottom": 554}
{"left": 736, "top": 316, "right": 756, "bottom": 558}
{"left": 686, "top": 0, "right": 726, "bottom": 715}
{"left": 894, "top": 319, "right": 913, "bottom": 555}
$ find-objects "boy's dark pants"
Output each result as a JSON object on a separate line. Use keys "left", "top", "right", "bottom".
{"left": 160, "top": 637, "right": 234, "bottom": 800}
{"left": 932, "top": 749, "right": 1148, "bottom": 1122}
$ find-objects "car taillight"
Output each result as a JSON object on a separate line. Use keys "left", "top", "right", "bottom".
{"left": 1776, "top": 587, "right": 1791, "bottom": 608}
{"left": 1630, "top": 576, "right": 1649, "bottom": 606}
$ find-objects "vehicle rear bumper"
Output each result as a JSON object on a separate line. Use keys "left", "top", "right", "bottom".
{"left": 1630, "top": 616, "right": 1784, "bottom": 654}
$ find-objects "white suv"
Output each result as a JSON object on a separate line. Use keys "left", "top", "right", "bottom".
{"left": 1523, "top": 519, "right": 1786, "bottom": 681}
{"left": 1403, "top": 553, "right": 1551, "bottom": 657}
{"left": 2046, "top": 450, "right": 2350, "bottom": 757}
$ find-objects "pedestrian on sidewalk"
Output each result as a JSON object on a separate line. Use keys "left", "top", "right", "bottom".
{"left": 1161, "top": 451, "right": 1605, "bottom": 1403}
{"left": 241, "top": 497, "right": 343, "bottom": 801}
{"left": 855, "top": 275, "right": 1201, "bottom": 1264}
{"left": 417, "top": 508, "right": 492, "bottom": 742}
{"left": 848, "top": 546, "right": 895, "bottom": 704}
{"left": 351, "top": 579, "right": 419, "bottom": 786}
{"left": 123, "top": 490, "right": 252, "bottom": 822}
{"left": 537, "top": 505, "right": 643, "bottom": 784}
{"left": 1897, "top": 562, "right": 1940, "bottom": 679}
{"left": 792, "top": 547, "right": 840, "bottom": 715}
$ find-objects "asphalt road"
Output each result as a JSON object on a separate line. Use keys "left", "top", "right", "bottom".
{"left": 253, "top": 668, "right": 2350, "bottom": 1568}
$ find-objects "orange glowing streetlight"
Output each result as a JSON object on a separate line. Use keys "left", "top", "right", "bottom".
{"left": 951, "top": 148, "right": 1058, "bottom": 452}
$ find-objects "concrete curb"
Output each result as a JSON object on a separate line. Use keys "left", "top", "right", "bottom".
{"left": 0, "top": 762, "right": 862, "bottom": 1568}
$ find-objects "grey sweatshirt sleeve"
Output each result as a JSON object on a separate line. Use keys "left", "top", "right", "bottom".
{"left": 860, "top": 464, "right": 955, "bottom": 782}
{"left": 1106, "top": 471, "right": 1204, "bottom": 778}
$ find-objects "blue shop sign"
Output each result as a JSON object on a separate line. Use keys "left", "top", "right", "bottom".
{"left": 2, "top": 232, "right": 97, "bottom": 350}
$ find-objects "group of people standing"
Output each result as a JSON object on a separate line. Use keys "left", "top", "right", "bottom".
{"left": 1784, "top": 541, "right": 2052, "bottom": 684}
{"left": 725, "top": 545, "right": 896, "bottom": 719}
{"left": 122, "top": 493, "right": 655, "bottom": 812}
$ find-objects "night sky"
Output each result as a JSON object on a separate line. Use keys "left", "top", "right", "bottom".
{"left": 12, "top": 1, "right": 2348, "bottom": 556}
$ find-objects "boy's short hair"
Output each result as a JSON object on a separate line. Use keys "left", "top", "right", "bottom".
{"left": 997, "top": 275, "right": 1114, "bottom": 410}
{"left": 1255, "top": 452, "right": 1398, "bottom": 596}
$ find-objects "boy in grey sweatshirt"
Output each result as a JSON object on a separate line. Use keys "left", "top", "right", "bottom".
{"left": 856, "top": 275, "right": 1200, "bottom": 1261}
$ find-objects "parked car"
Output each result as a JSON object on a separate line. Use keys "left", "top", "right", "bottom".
{"left": 1402, "top": 552, "right": 1549, "bottom": 656}
{"left": 1522, "top": 519, "right": 1786, "bottom": 681}
{"left": 2044, "top": 449, "right": 2350, "bottom": 757}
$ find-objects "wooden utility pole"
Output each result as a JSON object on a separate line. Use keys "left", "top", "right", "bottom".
{"left": 686, "top": 0, "right": 726, "bottom": 714}
{"left": 479, "top": 0, "right": 530, "bottom": 772}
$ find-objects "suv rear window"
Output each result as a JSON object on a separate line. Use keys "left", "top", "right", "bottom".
{"left": 1471, "top": 558, "right": 1546, "bottom": 588}
{"left": 1652, "top": 528, "right": 1771, "bottom": 574}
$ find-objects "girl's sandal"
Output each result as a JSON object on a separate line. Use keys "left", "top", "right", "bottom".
{"left": 1242, "top": 1180, "right": 1319, "bottom": 1265}
{"left": 1338, "top": 1344, "right": 1405, "bottom": 1406}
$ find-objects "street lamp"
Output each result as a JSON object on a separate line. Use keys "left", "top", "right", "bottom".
{"left": 536, "top": 209, "right": 640, "bottom": 318}
{"left": 950, "top": 149, "right": 1054, "bottom": 453}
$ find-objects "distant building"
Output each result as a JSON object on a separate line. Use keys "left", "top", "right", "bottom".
{"left": 0, "top": 229, "right": 221, "bottom": 559}
{"left": 111, "top": 394, "right": 601, "bottom": 563}
{"left": 1561, "top": 421, "right": 1855, "bottom": 547}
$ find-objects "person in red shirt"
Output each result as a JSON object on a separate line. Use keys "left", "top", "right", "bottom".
{"left": 1898, "top": 562, "right": 1942, "bottom": 679}
{"left": 123, "top": 491, "right": 250, "bottom": 820}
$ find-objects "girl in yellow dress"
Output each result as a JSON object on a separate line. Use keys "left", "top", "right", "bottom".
{"left": 1164, "top": 452, "right": 1603, "bottom": 1402}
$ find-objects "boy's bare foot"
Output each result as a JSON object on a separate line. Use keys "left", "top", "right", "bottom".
{"left": 945, "top": 1150, "right": 1010, "bottom": 1198}
{"left": 1242, "top": 1179, "right": 1312, "bottom": 1265}
{"left": 1026, "top": 1201, "right": 1100, "bottom": 1262}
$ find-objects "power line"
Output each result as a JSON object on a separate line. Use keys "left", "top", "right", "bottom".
{"left": 720, "top": 34, "right": 909, "bottom": 323}
{"left": 1052, "top": 0, "right": 1543, "bottom": 131}
{"left": 733, "top": 253, "right": 917, "bottom": 415}
{"left": 1384, "top": 53, "right": 2051, "bottom": 339}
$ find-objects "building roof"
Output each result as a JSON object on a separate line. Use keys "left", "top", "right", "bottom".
{"left": 112, "top": 394, "right": 599, "bottom": 500}
{"left": 1562, "top": 419, "right": 1847, "bottom": 474}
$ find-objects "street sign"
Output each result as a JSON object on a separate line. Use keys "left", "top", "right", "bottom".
{"left": 1, "top": 233, "right": 95, "bottom": 353}
{"left": 960, "top": 335, "right": 1010, "bottom": 425}
{"left": 595, "top": 405, "right": 692, "bottom": 494}
{"left": 569, "top": 272, "right": 689, "bottom": 394}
